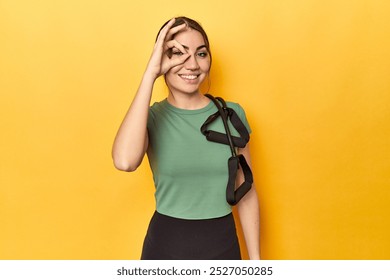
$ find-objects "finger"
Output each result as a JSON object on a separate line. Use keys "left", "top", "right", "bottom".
{"left": 171, "top": 53, "right": 190, "bottom": 66}
{"left": 162, "top": 53, "right": 190, "bottom": 73}
{"left": 155, "top": 18, "right": 176, "bottom": 48}
{"left": 165, "top": 23, "right": 187, "bottom": 41}
{"left": 164, "top": 40, "right": 187, "bottom": 54}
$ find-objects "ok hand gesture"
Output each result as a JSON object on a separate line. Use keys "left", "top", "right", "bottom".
{"left": 145, "top": 18, "right": 190, "bottom": 80}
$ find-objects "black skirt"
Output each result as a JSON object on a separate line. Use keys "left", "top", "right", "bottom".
{"left": 141, "top": 211, "right": 241, "bottom": 260}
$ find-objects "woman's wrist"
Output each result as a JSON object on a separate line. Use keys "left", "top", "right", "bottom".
{"left": 141, "top": 70, "right": 159, "bottom": 86}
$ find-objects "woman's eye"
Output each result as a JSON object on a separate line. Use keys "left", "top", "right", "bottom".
{"left": 197, "top": 52, "right": 208, "bottom": 58}
{"left": 172, "top": 51, "right": 184, "bottom": 56}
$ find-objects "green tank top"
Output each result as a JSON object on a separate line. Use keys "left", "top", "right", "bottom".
{"left": 147, "top": 98, "right": 251, "bottom": 219}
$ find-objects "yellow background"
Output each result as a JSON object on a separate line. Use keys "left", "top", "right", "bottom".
{"left": 1, "top": 0, "right": 389, "bottom": 259}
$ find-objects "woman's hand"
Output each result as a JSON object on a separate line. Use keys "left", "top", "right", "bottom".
{"left": 144, "top": 18, "right": 190, "bottom": 80}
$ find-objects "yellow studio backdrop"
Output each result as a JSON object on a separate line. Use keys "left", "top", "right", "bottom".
{"left": 1, "top": 0, "right": 389, "bottom": 259}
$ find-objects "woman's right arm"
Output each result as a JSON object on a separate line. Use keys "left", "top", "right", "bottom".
{"left": 112, "top": 19, "right": 189, "bottom": 172}
{"left": 111, "top": 73, "right": 154, "bottom": 172}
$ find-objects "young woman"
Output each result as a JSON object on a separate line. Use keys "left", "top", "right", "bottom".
{"left": 112, "top": 17, "right": 260, "bottom": 260}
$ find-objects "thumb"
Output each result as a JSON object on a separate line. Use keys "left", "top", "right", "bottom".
{"left": 168, "top": 53, "right": 190, "bottom": 68}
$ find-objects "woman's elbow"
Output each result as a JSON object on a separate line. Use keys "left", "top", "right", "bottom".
{"left": 112, "top": 157, "right": 140, "bottom": 172}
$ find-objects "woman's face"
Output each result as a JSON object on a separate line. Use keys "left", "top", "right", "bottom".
{"left": 165, "top": 28, "right": 211, "bottom": 96}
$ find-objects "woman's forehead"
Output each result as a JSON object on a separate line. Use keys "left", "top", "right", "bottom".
{"left": 174, "top": 29, "right": 205, "bottom": 47}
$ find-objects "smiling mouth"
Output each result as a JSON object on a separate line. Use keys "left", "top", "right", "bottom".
{"left": 179, "top": 74, "right": 200, "bottom": 80}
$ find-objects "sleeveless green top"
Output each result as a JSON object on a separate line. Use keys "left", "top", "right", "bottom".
{"left": 147, "top": 98, "right": 251, "bottom": 219}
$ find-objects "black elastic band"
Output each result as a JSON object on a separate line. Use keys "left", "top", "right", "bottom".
{"left": 226, "top": 155, "right": 253, "bottom": 205}
{"left": 201, "top": 96, "right": 250, "bottom": 149}
{"left": 201, "top": 94, "right": 253, "bottom": 206}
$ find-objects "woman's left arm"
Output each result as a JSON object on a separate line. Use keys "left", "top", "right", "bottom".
{"left": 236, "top": 143, "right": 261, "bottom": 259}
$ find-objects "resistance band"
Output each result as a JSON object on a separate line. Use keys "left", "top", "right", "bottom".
{"left": 201, "top": 94, "right": 253, "bottom": 205}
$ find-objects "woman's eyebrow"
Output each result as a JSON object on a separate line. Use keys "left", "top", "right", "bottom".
{"left": 180, "top": 44, "right": 207, "bottom": 51}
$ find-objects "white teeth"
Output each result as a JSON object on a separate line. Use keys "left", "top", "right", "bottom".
{"left": 180, "top": 75, "right": 198, "bottom": 80}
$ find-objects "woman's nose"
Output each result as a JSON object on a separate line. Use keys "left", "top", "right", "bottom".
{"left": 185, "top": 54, "right": 200, "bottom": 70}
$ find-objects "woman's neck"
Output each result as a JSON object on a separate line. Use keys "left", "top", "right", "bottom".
{"left": 167, "top": 92, "right": 210, "bottom": 110}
